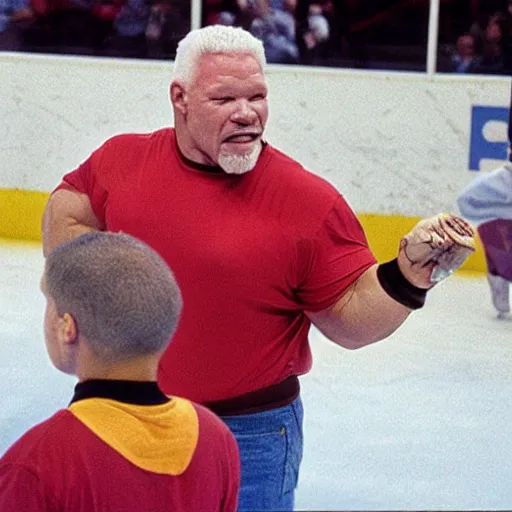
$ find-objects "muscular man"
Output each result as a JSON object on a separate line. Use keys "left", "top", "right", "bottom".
{"left": 42, "top": 25, "right": 475, "bottom": 511}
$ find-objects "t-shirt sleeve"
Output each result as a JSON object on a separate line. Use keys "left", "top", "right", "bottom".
{"left": 53, "top": 147, "right": 109, "bottom": 229}
{"left": 296, "top": 195, "right": 377, "bottom": 312}
{"left": 0, "top": 464, "right": 56, "bottom": 511}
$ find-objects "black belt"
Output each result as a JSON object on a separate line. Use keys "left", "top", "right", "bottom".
{"left": 204, "top": 375, "right": 300, "bottom": 417}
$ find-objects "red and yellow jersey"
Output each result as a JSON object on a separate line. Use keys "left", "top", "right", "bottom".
{"left": 0, "top": 380, "right": 240, "bottom": 511}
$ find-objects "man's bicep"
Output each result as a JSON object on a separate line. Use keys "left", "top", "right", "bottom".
{"left": 305, "top": 265, "right": 371, "bottom": 343}
{"left": 42, "top": 188, "right": 102, "bottom": 256}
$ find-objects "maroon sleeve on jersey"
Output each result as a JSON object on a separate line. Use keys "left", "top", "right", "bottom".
{"left": 297, "top": 195, "right": 377, "bottom": 312}
{"left": 193, "top": 405, "right": 240, "bottom": 512}
{"left": 220, "top": 428, "right": 240, "bottom": 512}
{"left": 0, "top": 464, "right": 55, "bottom": 511}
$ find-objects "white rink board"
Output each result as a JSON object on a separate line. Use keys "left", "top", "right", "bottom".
{"left": 0, "top": 52, "right": 510, "bottom": 216}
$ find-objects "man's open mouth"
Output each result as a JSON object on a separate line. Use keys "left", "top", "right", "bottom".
{"left": 223, "top": 133, "right": 260, "bottom": 143}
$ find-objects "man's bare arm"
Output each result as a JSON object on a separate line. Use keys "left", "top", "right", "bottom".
{"left": 307, "top": 214, "right": 476, "bottom": 350}
{"left": 306, "top": 264, "right": 412, "bottom": 350}
{"left": 42, "top": 188, "right": 102, "bottom": 257}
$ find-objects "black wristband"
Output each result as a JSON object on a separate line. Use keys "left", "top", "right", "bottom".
{"left": 376, "top": 258, "right": 427, "bottom": 310}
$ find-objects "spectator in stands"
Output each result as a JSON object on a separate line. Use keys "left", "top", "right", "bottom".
{"left": 249, "top": 0, "right": 299, "bottom": 63}
{"left": 203, "top": 0, "right": 254, "bottom": 30}
{"left": 451, "top": 33, "right": 480, "bottom": 73}
{"left": 474, "top": 16, "right": 506, "bottom": 74}
{"left": 304, "top": 6, "right": 329, "bottom": 49}
{"left": 0, "top": 0, "right": 33, "bottom": 50}
{"left": 18, "top": 0, "right": 117, "bottom": 55}
{"left": 106, "top": 0, "right": 150, "bottom": 58}
{"left": 502, "top": 0, "right": 512, "bottom": 73}
{"left": 295, "top": 0, "right": 331, "bottom": 64}
{"left": 146, "top": 0, "right": 189, "bottom": 59}
{"left": 89, "top": 0, "right": 125, "bottom": 55}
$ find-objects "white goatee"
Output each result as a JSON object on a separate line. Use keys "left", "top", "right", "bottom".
{"left": 218, "top": 143, "right": 262, "bottom": 175}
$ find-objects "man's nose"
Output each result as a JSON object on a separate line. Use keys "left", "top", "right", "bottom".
{"left": 231, "top": 100, "right": 257, "bottom": 124}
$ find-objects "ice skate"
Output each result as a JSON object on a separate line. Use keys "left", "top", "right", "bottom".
{"left": 487, "top": 273, "right": 510, "bottom": 318}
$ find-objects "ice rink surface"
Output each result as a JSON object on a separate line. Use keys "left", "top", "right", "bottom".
{"left": 1, "top": 240, "right": 511, "bottom": 510}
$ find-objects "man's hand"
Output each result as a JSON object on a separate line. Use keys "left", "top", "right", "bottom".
{"left": 398, "top": 214, "right": 476, "bottom": 288}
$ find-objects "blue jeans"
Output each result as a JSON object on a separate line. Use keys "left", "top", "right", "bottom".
{"left": 221, "top": 396, "right": 304, "bottom": 512}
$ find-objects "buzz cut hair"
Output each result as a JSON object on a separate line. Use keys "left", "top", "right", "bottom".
{"left": 172, "top": 25, "right": 267, "bottom": 84}
{"left": 45, "top": 232, "right": 183, "bottom": 362}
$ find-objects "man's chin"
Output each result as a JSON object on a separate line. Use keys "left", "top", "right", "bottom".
{"left": 218, "top": 145, "right": 262, "bottom": 175}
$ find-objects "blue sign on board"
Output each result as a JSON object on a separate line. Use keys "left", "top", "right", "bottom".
{"left": 469, "top": 106, "right": 509, "bottom": 171}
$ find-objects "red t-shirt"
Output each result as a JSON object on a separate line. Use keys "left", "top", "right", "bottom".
{"left": 55, "top": 128, "right": 376, "bottom": 402}
{"left": 0, "top": 398, "right": 239, "bottom": 512}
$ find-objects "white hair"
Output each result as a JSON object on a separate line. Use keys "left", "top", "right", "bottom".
{"left": 172, "top": 25, "right": 267, "bottom": 84}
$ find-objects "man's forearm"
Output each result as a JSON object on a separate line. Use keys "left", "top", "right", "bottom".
{"left": 308, "top": 264, "right": 412, "bottom": 350}
{"left": 308, "top": 214, "right": 476, "bottom": 349}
